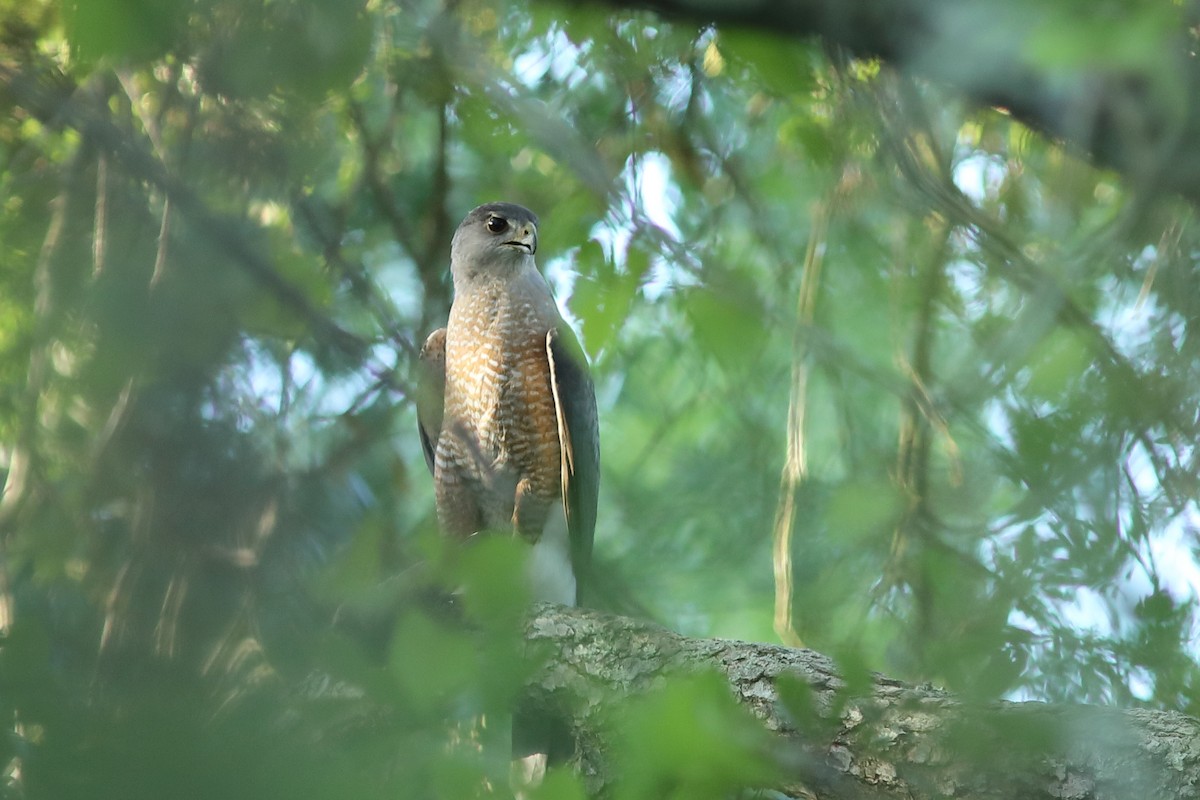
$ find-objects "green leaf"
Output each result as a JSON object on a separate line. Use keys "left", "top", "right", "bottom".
{"left": 614, "top": 672, "right": 780, "bottom": 800}
{"left": 63, "top": 0, "right": 183, "bottom": 65}
{"left": 826, "top": 477, "right": 904, "bottom": 542}
{"left": 716, "top": 29, "right": 817, "bottom": 97}
{"left": 389, "top": 609, "right": 477, "bottom": 715}
{"left": 1024, "top": 329, "right": 1092, "bottom": 401}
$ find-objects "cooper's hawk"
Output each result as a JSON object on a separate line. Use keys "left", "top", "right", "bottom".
{"left": 417, "top": 202, "right": 599, "bottom": 607}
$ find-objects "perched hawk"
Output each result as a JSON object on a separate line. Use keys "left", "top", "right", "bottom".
{"left": 417, "top": 202, "right": 599, "bottom": 607}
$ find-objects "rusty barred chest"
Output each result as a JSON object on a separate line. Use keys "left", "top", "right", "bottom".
{"left": 436, "top": 281, "right": 563, "bottom": 537}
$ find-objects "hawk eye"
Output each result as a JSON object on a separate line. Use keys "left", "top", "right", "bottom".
{"left": 485, "top": 216, "right": 507, "bottom": 234}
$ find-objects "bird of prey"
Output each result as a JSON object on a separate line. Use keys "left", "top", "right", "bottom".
{"left": 417, "top": 202, "right": 599, "bottom": 608}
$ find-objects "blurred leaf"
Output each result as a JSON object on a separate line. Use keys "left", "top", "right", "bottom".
{"left": 825, "top": 477, "right": 904, "bottom": 541}
{"left": 684, "top": 285, "right": 768, "bottom": 374}
{"left": 458, "top": 535, "right": 533, "bottom": 631}
{"left": 389, "top": 609, "right": 477, "bottom": 715}
{"left": 63, "top": 0, "right": 183, "bottom": 65}
{"left": 1026, "top": 7, "right": 1178, "bottom": 71}
{"left": 717, "top": 29, "right": 816, "bottom": 98}
{"left": 775, "top": 672, "right": 833, "bottom": 739}
{"left": 614, "top": 672, "right": 780, "bottom": 800}
{"left": 573, "top": 240, "right": 643, "bottom": 355}
{"left": 1023, "top": 328, "right": 1092, "bottom": 401}
{"left": 529, "top": 768, "right": 589, "bottom": 800}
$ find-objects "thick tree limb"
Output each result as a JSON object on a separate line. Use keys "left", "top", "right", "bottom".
{"left": 526, "top": 604, "right": 1200, "bottom": 799}
{"left": 581, "top": 0, "right": 1200, "bottom": 206}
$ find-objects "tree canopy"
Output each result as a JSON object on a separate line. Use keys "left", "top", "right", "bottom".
{"left": 1, "top": 0, "right": 1199, "bottom": 797}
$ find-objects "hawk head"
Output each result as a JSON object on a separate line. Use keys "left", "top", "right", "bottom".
{"left": 450, "top": 202, "right": 540, "bottom": 286}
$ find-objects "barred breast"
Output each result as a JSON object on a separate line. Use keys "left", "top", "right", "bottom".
{"left": 438, "top": 275, "right": 564, "bottom": 538}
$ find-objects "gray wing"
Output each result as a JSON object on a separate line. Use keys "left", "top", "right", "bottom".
{"left": 416, "top": 328, "right": 447, "bottom": 475}
{"left": 546, "top": 325, "right": 600, "bottom": 602}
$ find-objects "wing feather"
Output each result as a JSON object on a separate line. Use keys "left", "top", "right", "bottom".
{"left": 416, "top": 328, "right": 447, "bottom": 475}
{"left": 546, "top": 326, "right": 599, "bottom": 602}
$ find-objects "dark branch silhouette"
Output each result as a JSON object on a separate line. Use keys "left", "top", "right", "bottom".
{"left": 579, "top": 0, "right": 1200, "bottom": 206}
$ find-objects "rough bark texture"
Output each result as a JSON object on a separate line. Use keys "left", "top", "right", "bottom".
{"left": 582, "top": 0, "right": 1200, "bottom": 207}
{"left": 526, "top": 604, "right": 1200, "bottom": 799}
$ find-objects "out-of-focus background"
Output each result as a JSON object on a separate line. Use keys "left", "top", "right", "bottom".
{"left": 2, "top": 0, "right": 1199, "bottom": 796}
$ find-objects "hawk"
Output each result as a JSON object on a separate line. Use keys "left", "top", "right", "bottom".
{"left": 417, "top": 202, "right": 599, "bottom": 607}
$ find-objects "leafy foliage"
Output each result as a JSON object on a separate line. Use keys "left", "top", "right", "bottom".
{"left": 0, "top": 0, "right": 1199, "bottom": 796}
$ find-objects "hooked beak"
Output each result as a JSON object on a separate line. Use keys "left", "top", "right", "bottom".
{"left": 503, "top": 224, "right": 537, "bottom": 255}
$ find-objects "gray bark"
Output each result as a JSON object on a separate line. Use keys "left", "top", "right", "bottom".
{"left": 580, "top": 0, "right": 1200, "bottom": 207}
{"left": 526, "top": 604, "right": 1200, "bottom": 799}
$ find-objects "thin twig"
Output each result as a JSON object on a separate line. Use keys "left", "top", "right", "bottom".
{"left": 771, "top": 198, "right": 831, "bottom": 648}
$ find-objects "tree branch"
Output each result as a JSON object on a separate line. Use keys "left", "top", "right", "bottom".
{"left": 577, "top": 0, "right": 1200, "bottom": 206}
{"left": 0, "top": 60, "right": 367, "bottom": 361}
{"left": 526, "top": 604, "right": 1200, "bottom": 799}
